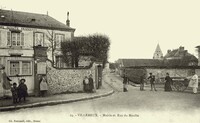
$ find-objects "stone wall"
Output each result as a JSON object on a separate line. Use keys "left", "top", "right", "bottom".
{"left": 146, "top": 68, "right": 194, "bottom": 78}
{"left": 120, "top": 67, "right": 200, "bottom": 84}
{"left": 46, "top": 61, "right": 95, "bottom": 94}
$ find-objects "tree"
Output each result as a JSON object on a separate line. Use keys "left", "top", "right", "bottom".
{"left": 61, "top": 34, "right": 110, "bottom": 68}
{"left": 46, "top": 30, "right": 58, "bottom": 66}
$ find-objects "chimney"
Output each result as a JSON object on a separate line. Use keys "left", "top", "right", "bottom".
{"left": 196, "top": 46, "right": 200, "bottom": 66}
{"left": 179, "top": 46, "right": 184, "bottom": 51}
{"left": 66, "top": 12, "right": 70, "bottom": 27}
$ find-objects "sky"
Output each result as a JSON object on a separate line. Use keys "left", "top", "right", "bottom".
{"left": 1, "top": 0, "right": 200, "bottom": 62}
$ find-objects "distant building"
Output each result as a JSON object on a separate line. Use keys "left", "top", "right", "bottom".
{"left": 164, "top": 46, "right": 198, "bottom": 66}
{"left": 153, "top": 44, "right": 163, "bottom": 59}
{"left": 116, "top": 46, "right": 199, "bottom": 83}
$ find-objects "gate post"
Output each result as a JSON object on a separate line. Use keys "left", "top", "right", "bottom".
{"left": 33, "top": 46, "right": 48, "bottom": 96}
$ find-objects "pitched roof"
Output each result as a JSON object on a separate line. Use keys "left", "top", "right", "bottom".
{"left": 119, "top": 59, "right": 163, "bottom": 67}
{"left": 0, "top": 9, "right": 75, "bottom": 31}
{"left": 154, "top": 44, "right": 163, "bottom": 54}
{"left": 119, "top": 58, "right": 198, "bottom": 68}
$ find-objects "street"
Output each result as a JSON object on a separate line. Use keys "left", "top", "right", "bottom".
{"left": 1, "top": 73, "right": 200, "bottom": 123}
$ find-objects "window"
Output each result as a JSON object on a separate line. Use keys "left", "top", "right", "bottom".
{"left": 55, "top": 34, "right": 64, "bottom": 48}
{"left": 56, "top": 56, "right": 69, "bottom": 68}
{"left": 35, "top": 33, "right": 44, "bottom": 46}
{"left": 22, "top": 61, "right": 32, "bottom": 75}
{"left": 10, "top": 61, "right": 20, "bottom": 75}
{"left": 7, "top": 32, "right": 24, "bottom": 46}
{"left": 9, "top": 61, "right": 32, "bottom": 76}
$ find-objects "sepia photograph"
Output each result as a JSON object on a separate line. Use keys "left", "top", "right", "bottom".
{"left": 0, "top": 0, "right": 200, "bottom": 123}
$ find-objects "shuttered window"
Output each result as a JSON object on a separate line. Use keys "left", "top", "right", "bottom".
{"left": 7, "top": 32, "right": 24, "bottom": 46}
{"left": 55, "top": 34, "right": 64, "bottom": 48}
{"left": 35, "top": 33, "right": 44, "bottom": 46}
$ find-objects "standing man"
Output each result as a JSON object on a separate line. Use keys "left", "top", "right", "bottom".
{"left": 188, "top": 71, "right": 198, "bottom": 94}
{"left": 140, "top": 73, "right": 146, "bottom": 91}
{"left": 148, "top": 73, "right": 157, "bottom": 91}
{"left": 123, "top": 74, "right": 129, "bottom": 92}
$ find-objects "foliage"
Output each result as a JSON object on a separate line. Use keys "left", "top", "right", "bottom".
{"left": 61, "top": 34, "right": 110, "bottom": 68}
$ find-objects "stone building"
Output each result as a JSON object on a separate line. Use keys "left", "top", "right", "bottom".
{"left": 0, "top": 9, "right": 75, "bottom": 95}
{"left": 164, "top": 46, "right": 197, "bottom": 66}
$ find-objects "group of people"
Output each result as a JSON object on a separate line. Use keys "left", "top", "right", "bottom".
{"left": 11, "top": 79, "right": 28, "bottom": 104}
{"left": 127, "top": 71, "right": 199, "bottom": 94}
{"left": 83, "top": 74, "right": 94, "bottom": 93}
{"left": 0, "top": 66, "right": 28, "bottom": 104}
{"left": 140, "top": 73, "right": 157, "bottom": 91}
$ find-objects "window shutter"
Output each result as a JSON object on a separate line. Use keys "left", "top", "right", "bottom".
{"left": 7, "top": 32, "right": 11, "bottom": 46}
{"left": 21, "top": 33, "right": 24, "bottom": 46}
{"left": 0, "top": 31, "right": 1, "bottom": 46}
{"left": 35, "top": 33, "right": 38, "bottom": 46}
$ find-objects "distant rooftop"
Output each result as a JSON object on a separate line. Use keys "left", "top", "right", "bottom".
{"left": 0, "top": 9, "right": 75, "bottom": 31}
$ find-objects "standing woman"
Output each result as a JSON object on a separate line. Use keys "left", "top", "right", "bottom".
{"left": 123, "top": 74, "right": 129, "bottom": 92}
{"left": 88, "top": 74, "right": 94, "bottom": 93}
{"left": 40, "top": 76, "right": 48, "bottom": 97}
{"left": 188, "top": 71, "right": 198, "bottom": 94}
{"left": 1, "top": 66, "right": 12, "bottom": 98}
{"left": 83, "top": 76, "right": 90, "bottom": 92}
{"left": 164, "top": 73, "right": 172, "bottom": 92}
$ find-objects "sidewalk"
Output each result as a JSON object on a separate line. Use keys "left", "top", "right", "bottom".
{"left": 0, "top": 83, "right": 114, "bottom": 112}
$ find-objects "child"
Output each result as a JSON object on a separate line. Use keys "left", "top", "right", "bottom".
{"left": 11, "top": 83, "right": 18, "bottom": 104}
{"left": 18, "top": 79, "right": 28, "bottom": 102}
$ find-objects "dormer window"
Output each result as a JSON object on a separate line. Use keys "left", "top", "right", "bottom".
{"left": 31, "top": 18, "right": 36, "bottom": 22}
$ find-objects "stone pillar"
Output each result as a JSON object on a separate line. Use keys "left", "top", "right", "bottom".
{"left": 33, "top": 46, "right": 48, "bottom": 96}
{"left": 196, "top": 46, "right": 200, "bottom": 66}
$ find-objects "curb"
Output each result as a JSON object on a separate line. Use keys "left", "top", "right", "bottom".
{"left": 0, "top": 90, "right": 114, "bottom": 112}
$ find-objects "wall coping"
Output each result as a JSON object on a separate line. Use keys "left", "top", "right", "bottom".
{"left": 122, "top": 66, "right": 200, "bottom": 69}
{"left": 47, "top": 59, "right": 95, "bottom": 70}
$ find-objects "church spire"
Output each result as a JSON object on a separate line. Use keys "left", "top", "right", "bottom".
{"left": 153, "top": 43, "right": 163, "bottom": 59}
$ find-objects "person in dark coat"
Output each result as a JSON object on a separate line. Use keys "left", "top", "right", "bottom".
{"left": 148, "top": 73, "right": 157, "bottom": 91}
{"left": 123, "top": 74, "right": 129, "bottom": 92}
{"left": 83, "top": 76, "right": 90, "bottom": 92}
{"left": 11, "top": 83, "right": 18, "bottom": 104}
{"left": 18, "top": 79, "right": 28, "bottom": 102}
{"left": 88, "top": 74, "right": 94, "bottom": 93}
{"left": 164, "top": 73, "right": 172, "bottom": 92}
{"left": 140, "top": 73, "right": 146, "bottom": 91}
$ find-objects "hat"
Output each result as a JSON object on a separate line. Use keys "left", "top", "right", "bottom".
{"left": 20, "top": 78, "right": 26, "bottom": 82}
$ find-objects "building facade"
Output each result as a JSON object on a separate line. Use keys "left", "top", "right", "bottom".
{"left": 0, "top": 9, "right": 75, "bottom": 94}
